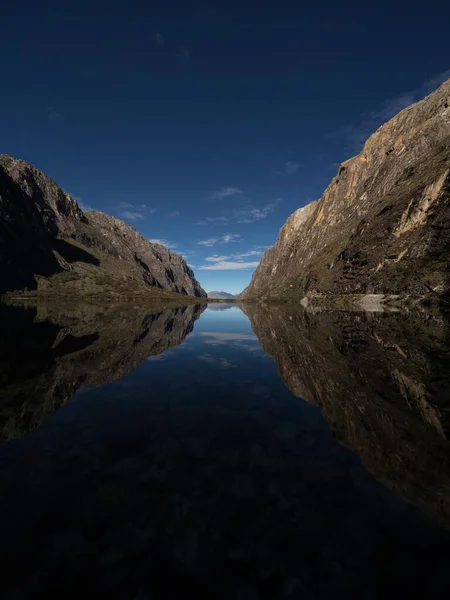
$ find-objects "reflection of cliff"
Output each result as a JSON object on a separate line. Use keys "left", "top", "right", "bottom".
{"left": 0, "top": 302, "right": 204, "bottom": 442}
{"left": 243, "top": 304, "right": 450, "bottom": 528}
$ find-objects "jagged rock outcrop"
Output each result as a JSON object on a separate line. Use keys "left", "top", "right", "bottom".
{"left": 243, "top": 303, "right": 450, "bottom": 529}
{"left": 0, "top": 302, "right": 205, "bottom": 441}
{"left": 242, "top": 80, "right": 450, "bottom": 300}
{"left": 0, "top": 155, "right": 206, "bottom": 298}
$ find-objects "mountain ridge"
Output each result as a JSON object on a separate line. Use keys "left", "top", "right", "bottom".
{"left": 0, "top": 155, "right": 206, "bottom": 299}
{"left": 242, "top": 80, "right": 450, "bottom": 301}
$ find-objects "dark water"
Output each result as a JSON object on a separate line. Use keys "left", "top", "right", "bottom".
{"left": 1, "top": 302, "right": 450, "bottom": 599}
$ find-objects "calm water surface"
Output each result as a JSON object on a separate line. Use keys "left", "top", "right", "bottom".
{"left": 1, "top": 302, "right": 450, "bottom": 598}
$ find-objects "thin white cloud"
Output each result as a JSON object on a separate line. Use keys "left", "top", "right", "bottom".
{"left": 330, "top": 70, "right": 450, "bottom": 153}
{"left": 47, "top": 106, "right": 63, "bottom": 121}
{"left": 119, "top": 202, "right": 156, "bottom": 222}
{"left": 187, "top": 263, "right": 196, "bottom": 268}
{"left": 197, "top": 260, "right": 259, "bottom": 271}
{"left": 221, "top": 233, "right": 240, "bottom": 243}
{"left": 197, "top": 237, "right": 218, "bottom": 247}
{"left": 284, "top": 161, "right": 301, "bottom": 174}
{"left": 197, "top": 233, "right": 240, "bottom": 247}
{"left": 205, "top": 255, "right": 230, "bottom": 262}
{"left": 211, "top": 186, "right": 243, "bottom": 200}
{"left": 156, "top": 32, "right": 164, "bottom": 45}
{"left": 149, "top": 238, "right": 178, "bottom": 249}
{"left": 196, "top": 216, "right": 229, "bottom": 225}
{"left": 233, "top": 200, "right": 280, "bottom": 223}
{"left": 233, "top": 249, "right": 262, "bottom": 258}
{"left": 120, "top": 211, "right": 145, "bottom": 221}
{"left": 197, "top": 354, "right": 236, "bottom": 368}
{"left": 167, "top": 210, "right": 181, "bottom": 218}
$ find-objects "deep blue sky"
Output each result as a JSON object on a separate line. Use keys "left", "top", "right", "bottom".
{"left": 2, "top": 0, "right": 449, "bottom": 293}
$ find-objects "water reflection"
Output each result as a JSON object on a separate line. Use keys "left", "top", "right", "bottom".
{"left": 0, "top": 302, "right": 205, "bottom": 442}
{"left": 0, "top": 302, "right": 450, "bottom": 598}
{"left": 242, "top": 304, "right": 450, "bottom": 529}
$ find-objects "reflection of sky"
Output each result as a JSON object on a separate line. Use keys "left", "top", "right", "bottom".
{"left": 3, "top": 303, "right": 448, "bottom": 595}
{"left": 17, "top": 306, "right": 298, "bottom": 441}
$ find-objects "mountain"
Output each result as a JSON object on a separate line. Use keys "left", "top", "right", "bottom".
{"left": 242, "top": 80, "right": 450, "bottom": 302}
{"left": 0, "top": 302, "right": 205, "bottom": 442}
{"left": 243, "top": 303, "right": 450, "bottom": 529}
{"left": 0, "top": 155, "right": 206, "bottom": 299}
{"left": 207, "top": 291, "right": 236, "bottom": 299}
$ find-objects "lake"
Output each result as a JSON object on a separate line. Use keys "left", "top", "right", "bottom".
{"left": 1, "top": 301, "right": 450, "bottom": 598}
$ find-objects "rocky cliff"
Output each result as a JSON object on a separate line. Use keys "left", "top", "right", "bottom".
{"left": 242, "top": 80, "right": 450, "bottom": 300}
{"left": 0, "top": 302, "right": 205, "bottom": 442}
{"left": 0, "top": 155, "right": 206, "bottom": 298}
{"left": 243, "top": 303, "right": 450, "bottom": 529}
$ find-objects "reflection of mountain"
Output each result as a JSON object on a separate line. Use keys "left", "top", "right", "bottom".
{"left": 243, "top": 304, "right": 450, "bottom": 528}
{"left": 206, "top": 302, "right": 236, "bottom": 311}
{"left": 0, "top": 302, "right": 204, "bottom": 442}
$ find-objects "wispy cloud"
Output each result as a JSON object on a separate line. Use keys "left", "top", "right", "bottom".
{"left": 272, "top": 161, "right": 301, "bottom": 176}
{"left": 197, "top": 354, "right": 236, "bottom": 368}
{"left": 120, "top": 211, "right": 145, "bottom": 221}
{"left": 155, "top": 32, "right": 164, "bottom": 45}
{"left": 221, "top": 233, "right": 240, "bottom": 243}
{"left": 197, "top": 237, "right": 218, "bottom": 247}
{"left": 423, "top": 69, "right": 450, "bottom": 92}
{"left": 47, "top": 106, "right": 63, "bottom": 121}
{"left": 177, "top": 49, "right": 191, "bottom": 66}
{"left": 197, "top": 260, "right": 259, "bottom": 271}
{"left": 204, "top": 248, "right": 263, "bottom": 264}
{"left": 196, "top": 216, "right": 229, "bottom": 225}
{"left": 233, "top": 249, "right": 263, "bottom": 258}
{"left": 330, "top": 69, "right": 450, "bottom": 153}
{"left": 205, "top": 255, "right": 230, "bottom": 262}
{"left": 233, "top": 200, "right": 280, "bottom": 223}
{"left": 284, "top": 161, "right": 301, "bottom": 174}
{"left": 167, "top": 210, "right": 181, "bottom": 218}
{"left": 211, "top": 186, "right": 243, "bottom": 200}
{"left": 197, "top": 233, "right": 241, "bottom": 247}
{"left": 119, "top": 202, "right": 156, "bottom": 222}
{"left": 149, "top": 238, "right": 178, "bottom": 249}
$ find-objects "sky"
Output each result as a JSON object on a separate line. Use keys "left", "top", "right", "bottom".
{"left": 1, "top": 0, "right": 450, "bottom": 294}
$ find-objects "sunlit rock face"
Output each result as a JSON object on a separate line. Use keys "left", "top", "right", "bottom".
{"left": 0, "top": 154, "right": 206, "bottom": 298}
{"left": 242, "top": 80, "right": 450, "bottom": 300}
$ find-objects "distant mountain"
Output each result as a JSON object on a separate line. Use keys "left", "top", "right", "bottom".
{"left": 0, "top": 155, "right": 206, "bottom": 299}
{"left": 207, "top": 291, "right": 237, "bottom": 299}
